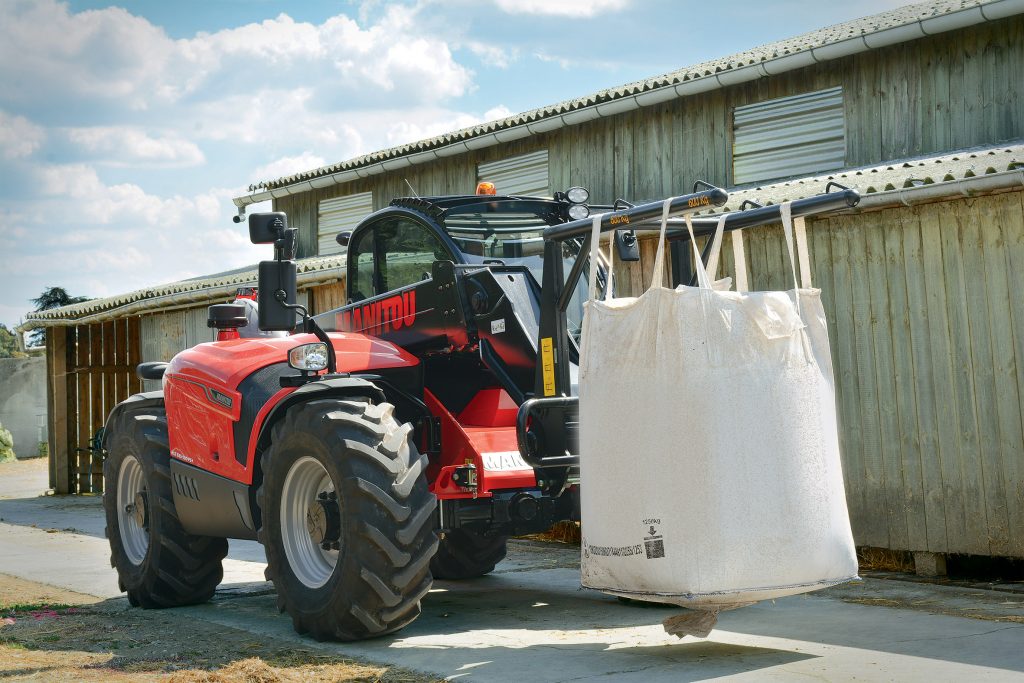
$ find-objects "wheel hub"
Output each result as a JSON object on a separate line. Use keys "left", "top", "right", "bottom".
{"left": 306, "top": 491, "right": 340, "bottom": 550}
{"left": 129, "top": 491, "right": 149, "bottom": 529}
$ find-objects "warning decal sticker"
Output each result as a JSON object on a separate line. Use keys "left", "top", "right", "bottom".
{"left": 643, "top": 519, "right": 665, "bottom": 559}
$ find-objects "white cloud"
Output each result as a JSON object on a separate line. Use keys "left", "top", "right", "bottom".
{"left": 483, "top": 105, "right": 513, "bottom": 122}
{"left": 493, "top": 0, "right": 630, "bottom": 17}
{"left": 0, "top": 110, "right": 45, "bottom": 159}
{"left": 0, "top": 1, "right": 473, "bottom": 117}
{"left": 464, "top": 41, "right": 516, "bottom": 69}
{"left": 66, "top": 127, "right": 205, "bottom": 167}
{"left": 6, "top": 165, "right": 267, "bottom": 305}
{"left": 252, "top": 153, "right": 328, "bottom": 184}
{"left": 0, "top": 2, "right": 515, "bottom": 326}
{"left": 0, "top": 0, "right": 178, "bottom": 109}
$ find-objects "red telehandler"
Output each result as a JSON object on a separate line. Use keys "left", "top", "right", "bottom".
{"left": 101, "top": 181, "right": 859, "bottom": 640}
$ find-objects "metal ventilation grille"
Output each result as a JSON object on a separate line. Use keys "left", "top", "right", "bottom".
{"left": 318, "top": 192, "right": 373, "bottom": 256}
{"left": 477, "top": 149, "right": 550, "bottom": 197}
{"left": 733, "top": 87, "right": 845, "bottom": 185}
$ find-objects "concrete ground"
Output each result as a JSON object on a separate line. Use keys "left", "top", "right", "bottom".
{"left": 2, "top": 458, "right": 1023, "bottom": 682}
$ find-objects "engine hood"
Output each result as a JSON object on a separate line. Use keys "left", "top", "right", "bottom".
{"left": 166, "top": 331, "right": 419, "bottom": 390}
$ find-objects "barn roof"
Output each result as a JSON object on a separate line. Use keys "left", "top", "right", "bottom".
{"left": 233, "top": 0, "right": 1020, "bottom": 207}
{"left": 21, "top": 255, "right": 345, "bottom": 329}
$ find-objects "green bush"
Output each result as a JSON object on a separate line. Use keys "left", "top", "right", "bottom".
{"left": 0, "top": 422, "right": 14, "bottom": 463}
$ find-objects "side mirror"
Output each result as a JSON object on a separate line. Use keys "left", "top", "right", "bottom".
{"left": 257, "top": 260, "right": 297, "bottom": 331}
{"left": 249, "top": 212, "right": 288, "bottom": 244}
{"left": 336, "top": 231, "right": 352, "bottom": 247}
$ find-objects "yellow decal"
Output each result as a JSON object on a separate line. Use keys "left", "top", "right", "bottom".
{"left": 688, "top": 195, "right": 711, "bottom": 208}
{"left": 609, "top": 214, "right": 630, "bottom": 226}
{"left": 541, "top": 337, "right": 556, "bottom": 397}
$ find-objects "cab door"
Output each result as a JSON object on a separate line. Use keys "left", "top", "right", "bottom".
{"left": 325, "top": 211, "right": 466, "bottom": 351}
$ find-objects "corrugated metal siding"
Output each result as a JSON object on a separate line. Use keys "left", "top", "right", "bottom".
{"left": 478, "top": 149, "right": 549, "bottom": 197}
{"left": 733, "top": 87, "right": 846, "bottom": 185}
{"left": 318, "top": 192, "right": 373, "bottom": 256}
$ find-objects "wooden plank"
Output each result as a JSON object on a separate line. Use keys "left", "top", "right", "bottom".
{"left": 884, "top": 210, "right": 929, "bottom": 551}
{"left": 848, "top": 213, "right": 888, "bottom": 548}
{"left": 937, "top": 202, "right": 989, "bottom": 555}
{"left": 114, "top": 318, "right": 129, "bottom": 405}
{"left": 127, "top": 317, "right": 143, "bottom": 394}
{"left": 994, "top": 191, "right": 1024, "bottom": 557}
{"left": 961, "top": 24, "right": 984, "bottom": 148}
{"left": 98, "top": 320, "right": 116, "bottom": 493}
{"left": 74, "top": 326, "right": 91, "bottom": 494}
{"left": 924, "top": 27, "right": 952, "bottom": 153}
{"left": 919, "top": 203, "right": 968, "bottom": 553}
{"left": 639, "top": 235, "right": 661, "bottom": 291}
{"left": 827, "top": 220, "right": 869, "bottom": 544}
{"left": 88, "top": 323, "right": 104, "bottom": 494}
{"left": 964, "top": 196, "right": 1011, "bottom": 556}
{"left": 49, "top": 328, "right": 71, "bottom": 494}
{"left": 45, "top": 332, "right": 56, "bottom": 490}
{"left": 864, "top": 210, "right": 908, "bottom": 550}
{"left": 879, "top": 43, "right": 910, "bottom": 160}
{"left": 310, "top": 281, "right": 347, "bottom": 315}
{"left": 899, "top": 207, "right": 948, "bottom": 552}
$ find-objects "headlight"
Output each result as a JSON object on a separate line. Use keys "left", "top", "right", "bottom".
{"left": 568, "top": 203, "right": 590, "bottom": 220}
{"left": 288, "top": 342, "right": 329, "bottom": 371}
{"left": 566, "top": 186, "right": 589, "bottom": 204}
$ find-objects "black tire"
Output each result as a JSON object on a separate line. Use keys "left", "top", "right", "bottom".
{"left": 430, "top": 530, "right": 508, "bottom": 579}
{"left": 102, "top": 404, "right": 228, "bottom": 608}
{"left": 257, "top": 399, "right": 437, "bottom": 641}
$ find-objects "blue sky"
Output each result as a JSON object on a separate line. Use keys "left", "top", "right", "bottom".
{"left": 0, "top": 0, "right": 912, "bottom": 330}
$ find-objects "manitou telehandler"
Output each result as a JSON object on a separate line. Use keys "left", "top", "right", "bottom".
{"left": 101, "top": 180, "right": 859, "bottom": 640}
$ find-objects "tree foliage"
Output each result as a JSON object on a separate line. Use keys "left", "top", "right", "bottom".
{"left": 29, "top": 286, "right": 91, "bottom": 346}
{"left": 0, "top": 324, "right": 26, "bottom": 358}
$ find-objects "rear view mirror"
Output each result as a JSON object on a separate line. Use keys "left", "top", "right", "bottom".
{"left": 249, "top": 212, "right": 288, "bottom": 244}
{"left": 336, "top": 231, "right": 352, "bottom": 247}
{"left": 258, "top": 260, "right": 297, "bottom": 331}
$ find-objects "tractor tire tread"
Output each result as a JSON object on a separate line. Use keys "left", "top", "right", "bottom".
{"left": 102, "top": 404, "right": 228, "bottom": 609}
{"left": 430, "top": 529, "right": 508, "bottom": 580}
{"left": 258, "top": 399, "right": 436, "bottom": 641}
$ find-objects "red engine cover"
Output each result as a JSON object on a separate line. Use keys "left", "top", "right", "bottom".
{"left": 164, "top": 332, "right": 418, "bottom": 483}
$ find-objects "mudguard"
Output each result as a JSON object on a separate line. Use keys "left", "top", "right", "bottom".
{"left": 101, "top": 391, "right": 165, "bottom": 451}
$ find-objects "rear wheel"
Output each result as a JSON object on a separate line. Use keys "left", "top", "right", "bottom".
{"left": 430, "top": 530, "right": 508, "bottom": 579}
{"left": 257, "top": 399, "right": 437, "bottom": 641}
{"left": 102, "top": 405, "right": 228, "bottom": 607}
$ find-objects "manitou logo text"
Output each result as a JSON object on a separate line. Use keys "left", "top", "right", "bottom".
{"left": 337, "top": 291, "right": 417, "bottom": 336}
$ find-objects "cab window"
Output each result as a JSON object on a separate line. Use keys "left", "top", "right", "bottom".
{"left": 348, "top": 217, "right": 452, "bottom": 301}
{"left": 348, "top": 229, "right": 376, "bottom": 302}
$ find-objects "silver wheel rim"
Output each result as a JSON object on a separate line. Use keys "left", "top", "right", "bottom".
{"left": 281, "top": 456, "right": 339, "bottom": 588}
{"left": 117, "top": 455, "right": 149, "bottom": 565}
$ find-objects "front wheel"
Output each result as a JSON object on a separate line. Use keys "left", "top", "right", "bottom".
{"left": 102, "top": 403, "right": 228, "bottom": 608}
{"left": 257, "top": 399, "right": 437, "bottom": 641}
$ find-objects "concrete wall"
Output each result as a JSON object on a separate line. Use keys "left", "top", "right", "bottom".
{"left": 0, "top": 357, "right": 47, "bottom": 459}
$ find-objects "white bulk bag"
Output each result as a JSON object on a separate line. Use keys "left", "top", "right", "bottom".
{"left": 579, "top": 200, "right": 857, "bottom": 611}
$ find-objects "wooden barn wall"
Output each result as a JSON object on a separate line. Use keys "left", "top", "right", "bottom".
{"left": 46, "top": 319, "right": 143, "bottom": 494}
{"left": 721, "top": 191, "right": 1023, "bottom": 559}
{"left": 275, "top": 17, "right": 1023, "bottom": 259}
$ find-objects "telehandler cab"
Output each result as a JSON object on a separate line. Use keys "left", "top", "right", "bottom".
{"left": 101, "top": 181, "right": 859, "bottom": 640}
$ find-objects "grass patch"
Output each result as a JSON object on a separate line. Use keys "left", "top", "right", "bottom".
{"left": 1, "top": 602, "right": 76, "bottom": 614}
{"left": 857, "top": 546, "right": 915, "bottom": 573}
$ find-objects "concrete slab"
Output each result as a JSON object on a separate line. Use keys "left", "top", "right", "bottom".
{"left": 2, "top": 460, "right": 1023, "bottom": 682}
{"left": 180, "top": 567, "right": 1024, "bottom": 682}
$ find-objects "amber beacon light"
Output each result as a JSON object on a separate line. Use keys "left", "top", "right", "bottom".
{"left": 475, "top": 181, "right": 497, "bottom": 195}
